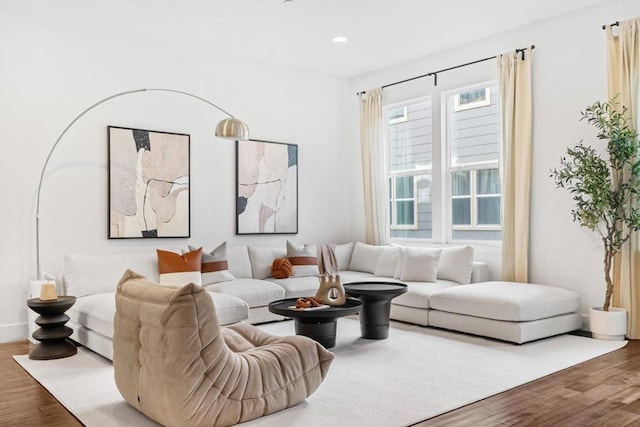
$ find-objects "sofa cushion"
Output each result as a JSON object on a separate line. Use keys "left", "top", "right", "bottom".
{"left": 227, "top": 245, "right": 253, "bottom": 278}
{"left": 349, "top": 242, "right": 383, "bottom": 273}
{"left": 374, "top": 246, "right": 400, "bottom": 278}
{"left": 205, "top": 279, "right": 285, "bottom": 308}
{"left": 65, "top": 253, "right": 158, "bottom": 298}
{"left": 267, "top": 276, "right": 321, "bottom": 298}
{"left": 399, "top": 247, "right": 442, "bottom": 282}
{"left": 437, "top": 245, "right": 474, "bottom": 284}
{"left": 188, "top": 242, "right": 235, "bottom": 285}
{"left": 391, "top": 281, "right": 459, "bottom": 309}
{"left": 157, "top": 248, "right": 202, "bottom": 287}
{"left": 340, "top": 271, "right": 375, "bottom": 284}
{"left": 68, "top": 289, "right": 249, "bottom": 341}
{"left": 67, "top": 292, "right": 115, "bottom": 339}
{"left": 286, "top": 241, "right": 319, "bottom": 277}
{"left": 248, "top": 246, "right": 287, "bottom": 279}
{"left": 335, "top": 242, "right": 354, "bottom": 271}
{"left": 429, "top": 281, "right": 582, "bottom": 321}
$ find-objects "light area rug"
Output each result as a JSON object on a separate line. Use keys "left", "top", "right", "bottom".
{"left": 14, "top": 318, "right": 626, "bottom": 427}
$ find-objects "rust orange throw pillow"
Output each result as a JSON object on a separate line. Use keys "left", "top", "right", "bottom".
{"left": 157, "top": 247, "right": 202, "bottom": 287}
{"left": 271, "top": 258, "right": 293, "bottom": 279}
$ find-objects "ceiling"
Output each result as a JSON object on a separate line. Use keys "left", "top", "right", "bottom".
{"left": 15, "top": 0, "right": 608, "bottom": 77}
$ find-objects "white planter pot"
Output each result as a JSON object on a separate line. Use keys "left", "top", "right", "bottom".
{"left": 590, "top": 307, "right": 627, "bottom": 340}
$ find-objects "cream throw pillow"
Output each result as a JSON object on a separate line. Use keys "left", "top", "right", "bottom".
{"left": 187, "top": 242, "right": 236, "bottom": 285}
{"left": 437, "top": 245, "right": 474, "bottom": 284}
{"left": 374, "top": 246, "right": 400, "bottom": 277}
{"left": 349, "top": 242, "right": 383, "bottom": 273}
{"left": 286, "top": 241, "right": 320, "bottom": 277}
{"left": 399, "top": 247, "right": 442, "bottom": 282}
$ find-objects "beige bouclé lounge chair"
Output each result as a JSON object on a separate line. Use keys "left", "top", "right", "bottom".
{"left": 113, "top": 270, "right": 334, "bottom": 427}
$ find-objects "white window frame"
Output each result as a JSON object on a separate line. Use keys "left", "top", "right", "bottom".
{"left": 389, "top": 173, "right": 420, "bottom": 230}
{"left": 443, "top": 80, "right": 501, "bottom": 241}
{"left": 388, "top": 105, "right": 408, "bottom": 124}
{"left": 449, "top": 162, "right": 501, "bottom": 231}
{"left": 453, "top": 87, "right": 490, "bottom": 111}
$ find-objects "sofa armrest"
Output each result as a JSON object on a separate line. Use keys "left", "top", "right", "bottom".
{"left": 471, "top": 261, "right": 490, "bottom": 283}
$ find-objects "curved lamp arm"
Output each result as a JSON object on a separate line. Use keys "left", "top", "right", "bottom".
{"left": 35, "top": 88, "right": 248, "bottom": 279}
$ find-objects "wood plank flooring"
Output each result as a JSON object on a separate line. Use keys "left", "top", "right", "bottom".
{"left": 414, "top": 339, "right": 640, "bottom": 426}
{"left": 2, "top": 339, "right": 640, "bottom": 426}
{"left": 0, "top": 341, "right": 81, "bottom": 426}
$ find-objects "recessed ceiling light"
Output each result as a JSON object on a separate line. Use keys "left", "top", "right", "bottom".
{"left": 332, "top": 36, "right": 348, "bottom": 43}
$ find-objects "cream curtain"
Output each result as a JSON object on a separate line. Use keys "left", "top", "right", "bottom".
{"left": 497, "top": 48, "right": 533, "bottom": 282}
{"left": 359, "top": 88, "right": 386, "bottom": 245}
{"left": 606, "top": 18, "right": 640, "bottom": 338}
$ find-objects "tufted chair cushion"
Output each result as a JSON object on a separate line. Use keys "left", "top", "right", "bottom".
{"left": 113, "top": 269, "right": 333, "bottom": 427}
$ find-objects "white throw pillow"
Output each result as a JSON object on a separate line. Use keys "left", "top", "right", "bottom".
{"left": 349, "top": 242, "right": 383, "bottom": 273}
{"left": 248, "top": 246, "right": 286, "bottom": 279}
{"left": 394, "top": 246, "right": 406, "bottom": 279}
{"left": 335, "top": 242, "right": 354, "bottom": 271}
{"left": 187, "top": 242, "right": 236, "bottom": 285}
{"left": 287, "top": 240, "right": 319, "bottom": 277}
{"left": 374, "top": 246, "right": 400, "bottom": 277}
{"left": 399, "top": 247, "right": 442, "bottom": 282}
{"left": 226, "top": 245, "right": 253, "bottom": 279}
{"left": 437, "top": 245, "right": 474, "bottom": 284}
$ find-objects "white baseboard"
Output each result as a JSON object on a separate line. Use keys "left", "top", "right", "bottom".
{"left": 0, "top": 322, "right": 29, "bottom": 344}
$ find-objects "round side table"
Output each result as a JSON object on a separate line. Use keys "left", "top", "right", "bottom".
{"left": 343, "top": 282, "right": 408, "bottom": 339}
{"left": 27, "top": 296, "right": 77, "bottom": 360}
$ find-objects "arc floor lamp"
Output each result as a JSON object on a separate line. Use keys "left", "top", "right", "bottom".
{"left": 34, "top": 88, "right": 250, "bottom": 279}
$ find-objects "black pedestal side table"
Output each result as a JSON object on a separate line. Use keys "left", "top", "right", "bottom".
{"left": 268, "top": 298, "right": 362, "bottom": 348}
{"left": 343, "top": 282, "right": 408, "bottom": 339}
{"left": 27, "top": 296, "right": 77, "bottom": 360}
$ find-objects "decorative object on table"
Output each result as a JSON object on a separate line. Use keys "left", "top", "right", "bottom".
{"left": 315, "top": 274, "right": 346, "bottom": 306}
{"left": 343, "top": 282, "right": 408, "bottom": 339}
{"left": 551, "top": 97, "right": 640, "bottom": 340}
{"left": 293, "top": 296, "right": 328, "bottom": 310}
{"left": 34, "top": 88, "right": 250, "bottom": 279}
{"left": 39, "top": 281, "right": 58, "bottom": 301}
{"left": 27, "top": 296, "right": 77, "bottom": 360}
{"left": 109, "top": 126, "right": 190, "bottom": 239}
{"left": 268, "top": 297, "right": 362, "bottom": 348}
{"left": 236, "top": 139, "right": 298, "bottom": 234}
{"left": 271, "top": 258, "right": 293, "bottom": 279}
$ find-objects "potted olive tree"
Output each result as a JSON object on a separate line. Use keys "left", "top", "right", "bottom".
{"left": 551, "top": 98, "right": 640, "bottom": 340}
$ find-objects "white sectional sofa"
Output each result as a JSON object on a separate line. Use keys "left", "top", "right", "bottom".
{"left": 30, "top": 241, "right": 583, "bottom": 360}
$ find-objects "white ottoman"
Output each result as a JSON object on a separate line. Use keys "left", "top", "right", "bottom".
{"left": 428, "top": 281, "right": 582, "bottom": 343}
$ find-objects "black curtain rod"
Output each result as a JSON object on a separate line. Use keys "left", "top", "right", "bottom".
{"left": 357, "top": 45, "right": 535, "bottom": 96}
{"left": 602, "top": 21, "right": 620, "bottom": 30}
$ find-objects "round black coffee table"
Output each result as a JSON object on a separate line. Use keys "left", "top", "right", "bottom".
{"left": 27, "top": 296, "right": 77, "bottom": 360}
{"left": 343, "top": 282, "right": 407, "bottom": 339}
{"left": 268, "top": 298, "right": 362, "bottom": 348}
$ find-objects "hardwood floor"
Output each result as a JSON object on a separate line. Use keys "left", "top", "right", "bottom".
{"left": 414, "top": 339, "right": 640, "bottom": 426}
{"left": 2, "top": 339, "right": 640, "bottom": 426}
{"left": 0, "top": 341, "right": 81, "bottom": 426}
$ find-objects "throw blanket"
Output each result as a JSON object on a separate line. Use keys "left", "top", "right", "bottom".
{"left": 317, "top": 243, "right": 339, "bottom": 276}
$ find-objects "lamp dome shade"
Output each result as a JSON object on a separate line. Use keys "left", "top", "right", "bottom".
{"left": 215, "top": 117, "right": 250, "bottom": 140}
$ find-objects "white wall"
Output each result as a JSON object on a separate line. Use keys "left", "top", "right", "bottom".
{"left": 0, "top": 3, "right": 354, "bottom": 342}
{"left": 348, "top": 0, "right": 640, "bottom": 323}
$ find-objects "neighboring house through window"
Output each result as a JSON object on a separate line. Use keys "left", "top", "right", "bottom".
{"left": 384, "top": 81, "right": 501, "bottom": 242}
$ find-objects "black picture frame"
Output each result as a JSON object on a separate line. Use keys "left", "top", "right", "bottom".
{"left": 236, "top": 139, "right": 298, "bottom": 235}
{"left": 108, "top": 125, "right": 190, "bottom": 239}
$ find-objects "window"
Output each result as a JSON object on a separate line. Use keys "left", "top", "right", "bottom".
{"left": 388, "top": 106, "right": 408, "bottom": 124}
{"left": 453, "top": 87, "right": 490, "bottom": 111}
{"left": 383, "top": 82, "right": 501, "bottom": 242}
{"left": 385, "top": 98, "right": 432, "bottom": 238}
